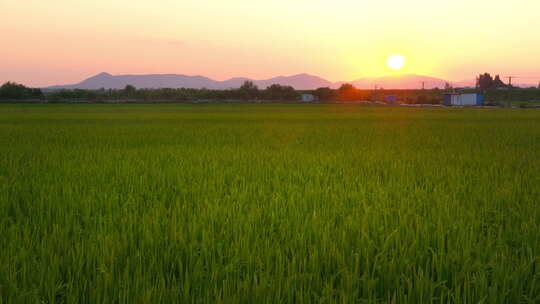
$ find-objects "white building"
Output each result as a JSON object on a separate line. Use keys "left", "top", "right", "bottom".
{"left": 300, "top": 94, "right": 317, "bottom": 102}
{"left": 443, "top": 93, "right": 484, "bottom": 106}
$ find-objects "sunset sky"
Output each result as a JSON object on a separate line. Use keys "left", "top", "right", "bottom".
{"left": 2, "top": 0, "right": 540, "bottom": 87}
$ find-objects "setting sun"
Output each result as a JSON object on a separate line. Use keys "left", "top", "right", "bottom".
{"left": 387, "top": 55, "right": 406, "bottom": 71}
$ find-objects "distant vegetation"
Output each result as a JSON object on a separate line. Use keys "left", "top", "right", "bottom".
{"left": 2, "top": 77, "right": 540, "bottom": 105}
{"left": 0, "top": 82, "right": 43, "bottom": 100}
{"left": 40, "top": 81, "right": 299, "bottom": 103}
{"left": 476, "top": 73, "right": 508, "bottom": 90}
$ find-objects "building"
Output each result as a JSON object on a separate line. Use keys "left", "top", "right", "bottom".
{"left": 443, "top": 93, "right": 484, "bottom": 106}
{"left": 300, "top": 94, "right": 317, "bottom": 102}
{"left": 443, "top": 93, "right": 459, "bottom": 105}
{"left": 385, "top": 95, "right": 397, "bottom": 104}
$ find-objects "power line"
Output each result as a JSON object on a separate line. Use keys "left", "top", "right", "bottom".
{"left": 501, "top": 76, "right": 540, "bottom": 87}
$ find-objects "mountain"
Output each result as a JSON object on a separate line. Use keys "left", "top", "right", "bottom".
{"left": 46, "top": 72, "right": 220, "bottom": 90}
{"left": 255, "top": 73, "right": 332, "bottom": 90}
{"left": 46, "top": 72, "right": 333, "bottom": 91}
{"left": 46, "top": 72, "right": 456, "bottom": 90}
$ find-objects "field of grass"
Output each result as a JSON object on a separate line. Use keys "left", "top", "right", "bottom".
{"left": 1, "top": 104, "right": 539, "bottom": 303}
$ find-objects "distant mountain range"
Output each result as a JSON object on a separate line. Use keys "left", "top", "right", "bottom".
{"left": 46, "top": 72, "right": 476, "bottom": 90}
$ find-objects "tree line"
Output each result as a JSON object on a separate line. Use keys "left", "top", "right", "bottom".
{"left": 43, "top": 82, "right": 446, "bottom": 104}
{"left": 0, "top": 80, "right": 444, "bottom": 104}
{"left": 41, "top": 81, "right": 299, "bottom": 103}
{"left": 2, "top": 78, "right": 540, "bottom": 104}
{"left": 0, "top": 82, "right": 43, "bottom": 99}
{"left": 476, "top": 73, "right": 509, "bottom": 90}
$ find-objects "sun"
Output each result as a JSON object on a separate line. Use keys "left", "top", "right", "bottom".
{"left": 387, "top": 54, "right": 405, "bottom": 70}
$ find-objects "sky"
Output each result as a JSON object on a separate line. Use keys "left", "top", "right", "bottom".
{"left": 1, "top": 0, "right": 540, "bottom": 87}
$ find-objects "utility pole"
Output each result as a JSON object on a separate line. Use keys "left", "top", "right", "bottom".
{"left": 421, "top": 81, "right": 425, "bottom": 90}
{"left": 505, "top": 76, "right": 514, "bottom": 86}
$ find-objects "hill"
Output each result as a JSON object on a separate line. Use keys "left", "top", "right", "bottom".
{"left": 46, "top": 73, "right": 458, "bottom": 90}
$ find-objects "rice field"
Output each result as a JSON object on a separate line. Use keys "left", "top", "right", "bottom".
{"left": 0, "top": 104, "right": 539, "bottom": 303}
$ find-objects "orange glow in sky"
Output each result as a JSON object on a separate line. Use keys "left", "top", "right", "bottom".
{"left": 1, "top": 0, "right": 540, "bottom": 86}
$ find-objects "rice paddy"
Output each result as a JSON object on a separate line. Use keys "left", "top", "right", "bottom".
{"left": 0, "top": 104, "right": 539, "bottom": 303}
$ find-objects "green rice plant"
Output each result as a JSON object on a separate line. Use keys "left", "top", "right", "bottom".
{"left": 0, "top": 104, "right": 539, "bottom": 303}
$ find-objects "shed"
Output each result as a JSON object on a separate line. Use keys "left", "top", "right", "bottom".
{"left": 443, "top": 93, "right": 459, "bottom": 105}
{"left": 300, "top": 94, "right": 317, "bottom": 102}
{"left": 443, "top": 93, "right": 484, "bottom": 106}
{"left": 385, "top": 95, "right": 397, "bottom": 104}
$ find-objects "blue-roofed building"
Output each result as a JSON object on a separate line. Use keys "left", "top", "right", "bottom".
{"left": 385, "top": 95, "right": 397, "bottom": 104}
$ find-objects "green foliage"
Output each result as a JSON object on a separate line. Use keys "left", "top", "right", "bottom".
{"left": 0, "top": 104, "right": 539, "bottom": 303}
{"left": 337, "top": 83, "right": 357, "bottom": 101}
{"left": 264, "top": 84, "right": 298, "bottom": 100}
{"left": 37, "top": 86, "right": 540, "bottom": 104}
{"left": 313, "top": 87, "right": 335, "bottom": 101}
{"left": 237, "top": 80, "right": 259, "bottom": 100}
{"left": 47, "top": 94, "right": 65, "bottom": 104}
{"left": 123, "top": 84, "right": 137, "bottom": 98}
{"left": 0, "top": 82, "right": 43, "bottom": 99}
{"left": 476, "top": 73, "right": 508, "bottom": 90}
